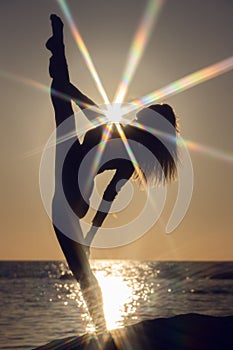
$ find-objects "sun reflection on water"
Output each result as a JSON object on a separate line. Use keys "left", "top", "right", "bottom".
{"left": 55, "top": 261, "right": 156, "bottom": 333}
{"left": 95, "top": 272, "right": 133, "bottom": 330}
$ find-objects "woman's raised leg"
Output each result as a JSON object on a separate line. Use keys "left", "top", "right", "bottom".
{"left": 46, "top": 14, "right": 106, "bottom": 333}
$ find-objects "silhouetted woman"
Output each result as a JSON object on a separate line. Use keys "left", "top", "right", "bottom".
{"left": 46, "top": 14, "right": 107, "bottom": 333}
{"left": 46, "top": 14, "right": 179, "bottom": 333}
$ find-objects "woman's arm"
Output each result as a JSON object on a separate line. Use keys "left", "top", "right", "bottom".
{"left": 69, "top": 83, "right": 97, "bottom": 110}
{"left": 69, "top": 83, "right": 101, "bottom": 124}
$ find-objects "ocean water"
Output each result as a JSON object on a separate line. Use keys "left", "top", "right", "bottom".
{"left": 0, "top": 261, "right": 232, "bottom": 349}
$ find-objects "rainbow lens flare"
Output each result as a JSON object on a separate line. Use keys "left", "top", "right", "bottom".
{"left": 56, "top": 0, "right": 109, "bottom": 104}
{"left": 0, "top": 70, "right": 97, "bottom": 110}
{"left": 126, "top": 55, "right": 233, "bottom": 111}
{"left": 115, "top": 123, "right": 146, "bottom": 186}
{"left": 90, "top": 123, "right": 113, "bottom": 178}
{"left": 183, "top": 138, "right": 233, "bottom": 165}
{"left": 114, "top": 0, "right": 164, "bottom": 104}
{"left": 0, "top": 70, "right": 50, "bottom": 94}
{"left": 133, "top": 120, "right": 233, "bottom": 165}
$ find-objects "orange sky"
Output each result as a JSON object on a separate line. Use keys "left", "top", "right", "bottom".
{"left": 0, "top": 0, "right": 233, "bottom": 260}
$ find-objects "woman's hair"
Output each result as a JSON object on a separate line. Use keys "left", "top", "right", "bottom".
{"left": 130, "top": 103, "right": 179, "bottom": 186}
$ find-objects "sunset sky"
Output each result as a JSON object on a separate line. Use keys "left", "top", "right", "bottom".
{"left": 0, "top": 0, "right": 233, "bottom": 260}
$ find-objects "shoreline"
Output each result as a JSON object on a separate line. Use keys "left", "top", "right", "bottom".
{"left": 34, "top": 313, "right": 233, "bottom": 349}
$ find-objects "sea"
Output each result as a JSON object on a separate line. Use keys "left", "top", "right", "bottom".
{"left": 0, "top": 261, "right": 232, "bottom": 349}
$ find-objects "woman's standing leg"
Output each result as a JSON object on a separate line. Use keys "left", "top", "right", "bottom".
{"left": 46, "top": 14, "right": 106, "bottom": 332}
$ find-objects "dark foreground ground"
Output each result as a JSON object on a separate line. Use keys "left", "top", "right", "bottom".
{"left": 34, "top": 313, "right": 233, "bottom": 350}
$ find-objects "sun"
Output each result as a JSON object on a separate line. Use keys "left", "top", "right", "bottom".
{"left": 101, "top": 103, "right": 136, "bottom": 124}
{"left": 103, "top": 104, "right": 124, "bottom": 124}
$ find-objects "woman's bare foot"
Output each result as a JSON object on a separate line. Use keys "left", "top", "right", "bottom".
{"left": 50, "top": 14, "right": 63, "bottom": 37}
{"left": 46, "top": 14, "right": 64, "bottom": 52}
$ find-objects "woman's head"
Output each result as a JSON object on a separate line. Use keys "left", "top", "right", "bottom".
{"left": 147, "top": 103, "right": 179, "bottom": 132}
{"left": 133, "top": 103, "right": 179, "bottom": 185}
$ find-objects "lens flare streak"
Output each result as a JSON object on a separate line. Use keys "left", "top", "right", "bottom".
{"left": 56, "top": 0, "right": 110, "bottom": 104}
{"left": 0, "top": 69, "right": 50, "bottom": 94}
{"left": 126, "top": 55, "right": 233, "bottom": 111}
{"left": 132, "top": 120, "right": 176, "bottom": 144}
{"left": 0, "top": 69, "right": 97, "bottom": 111}
{"left": 133, "top": 121, "right": 233, "bottom": 165}
{"left": 115, "top": 124, "right": 146, "bottom": 186}
{"left": 90, "top": 123, "right": 113, "bottom": 178}
{"left": 114, "top": 0, "right": 164, "bottom": 104}
{"left": 183, "top": 139, "right": 233, "bottom": 165}
{"left": 23, "top": 116, "right": 108, "bottom": 158}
